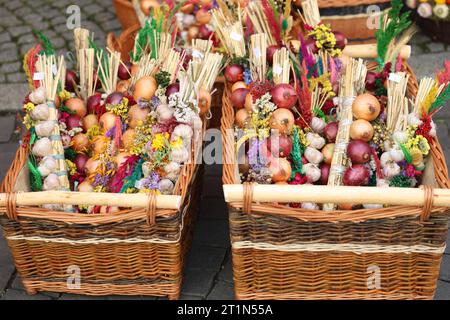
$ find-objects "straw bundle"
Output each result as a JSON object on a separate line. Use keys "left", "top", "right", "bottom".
{"left": 78, "top": 48, "right": 96, "bottom": 101}
{"left": 211, "top": 7, "right": 246, "bottom": 58}
{"left": 246, "top": 1, "right": 276, "bottom": 45}
{"left": 413, "top": 77, "right": 446, "bottom": 115}
{"left": 299, "top": 0, "right": 321, "bottom": 27}
{"left": 249, "top": 33, "right": 268, "bottom": 82}
{"left": 161, "top": 49, "right": 186, "bottom": 83}
{"left": 323, "top": 58, "right": 367, "bottom": 211}
{"left": 96, "top": 49, "right": 121, "bottom": 94}
{"left": 272, "top": 47, "right": 290, "bottom": 84}
{"left": 130, "top": 53, "right": 158, "bottom": 86}
{"left": 386, "top": 72, "right": 409, "bottom": 132}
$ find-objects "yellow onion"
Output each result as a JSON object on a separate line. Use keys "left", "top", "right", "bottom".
{"left": 84, "top": 158, "right": 99, "bottom": 175}
{"left": 187, "top": 26, "right": 200, "bottom": 41}
{"left": 133, "top": 76, "right": 157, "bottom": 101}
{"left": 131, "top": 64, "right": 139, "bottom": 76}
{"left": 77, "top": 180, "right": 94, "bottom": 192}
{"left": 198, "top": 89, "right": 212, "bottom": 116}
{"left": 122, "top": 128, "right": 136, "bottom": 150}
{"left": 72, "top": 133, "right": 90, "bottom": 153}
{"left": 116, "top": 79, "right": 131, "bottom": 94}
{"left": 82, "top": 114, "right": 99, "bottom": 132}
{"left": 92, "top": 136, "right": 111, "bottom": 155}
{"left": 269, "top": 158, "right": 292, "bottom": 183}
{"left": 269, "top": 109, "right": 295, "bottom": 134}
{"left": 180, "top": 2, "right": 195, "bottom": 13}
{"left": 350, "top": 119, "right": 374, "bottom": 142}
{"left": 244, "top": 93, "right": 254, "bottom": 112}
{"left": 195, "top": 8, "right": 211, "bottom": 24}
{"left": 140, "top": 0, "right": 159, "bottom": 15}
{"left": 352, "top": 93, "right": 381, "bottom": 121}
{"left": 235, "top": 109, "right": 251, "bottom": 128}
{"left": 128, "top": 105, "right": 149, "bottom": 128}
{"left": 99, "top": 112, "right": 117, "bottom": 131}
{"left": 66, "top": 98, "right": 87, "bottom": 118}
{"left": 322, "top": 143, "right": 335, "bottom": 165}
{"left": 231, "top": 81, "right": 247, "bottom": 92}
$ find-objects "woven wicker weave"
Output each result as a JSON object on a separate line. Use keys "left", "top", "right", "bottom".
{"left": 221, "top": 63, "right": 450, "bottom": 300}
{"left": 0, "top": 122, "right": 205, "bottom": 299}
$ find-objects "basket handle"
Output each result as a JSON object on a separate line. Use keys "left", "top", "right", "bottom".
{"left": 106, "top": 32, "right": 121, "bottom": 54}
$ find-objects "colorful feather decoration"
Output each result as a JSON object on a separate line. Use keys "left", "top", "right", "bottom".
{"left": 23, "top": 44, "right": 42, "bottom": 90}
{"left": 110, "top": 155, "right": 140, "bottom": 193}
{"left": 120, "top": 158, "right": 144, "bottom": 193}
{"left": 261, "top": 0, "right": 282, "bottom": 45}
{"left": 33, "top": 30, "right": 55, "bottom": 56}
{"left": 437, "top": 60, "right": 450, "bottom": 85}
{"left": 429, "top": 83, "right": 450, "bottom": 114}
{"left": 299, "top": 32, "right": 315, "bottom": 76}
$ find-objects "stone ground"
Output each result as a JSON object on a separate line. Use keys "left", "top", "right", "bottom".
{"left": 0, "top": 0, "right": 450, "bottom": 300}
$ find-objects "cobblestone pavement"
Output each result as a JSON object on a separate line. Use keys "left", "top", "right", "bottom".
{"left": 0, "top": 0, "right": 450, "bottom": 300}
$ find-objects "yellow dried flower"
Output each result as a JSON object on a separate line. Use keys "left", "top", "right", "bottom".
{"left": 65, "top": 159, "right": 77, "bottom": 175}
{"left": 58, "top": 90, "right": 72, "bottom": 102}
{"left": 170, "top": 136, "right": 183, "bottom": 149}
{"left": 23, "top": 102, "right": 35, "bottom": 113}
{"left": 106, "top": 97, "right": 129, "bottom": 119}
{"left": 152, "top": 133, "right": 169, "bottom": 151}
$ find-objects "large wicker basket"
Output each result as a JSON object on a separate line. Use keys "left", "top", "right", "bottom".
{"left": 221, "top": 63, "right": 450, "bottom": 300}
{"left": 317, "top": 0, "right": 391, "bottom": 43}
{"left": 0, "top": 125, "right": 205, "bottom": 299}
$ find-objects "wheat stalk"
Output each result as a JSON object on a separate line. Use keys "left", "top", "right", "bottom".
{"left": 249, "top": 33, "right": 267, "bottom": 82}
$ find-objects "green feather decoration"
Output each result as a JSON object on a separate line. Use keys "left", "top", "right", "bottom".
{"left": 281, "top": 18, "right": 288, "bottom": 31}
{"left": 88, "top": 36, "right": 108, "bottom": 85}
{"left": 389, "top": 175, "right": 412, "bottom": 187}
{"left": 267, "top": 0, "right": 279, "bottom": 21}
{"left": 155, "top": 71, "right": 171, "bottom": 89}
{"left": 429, "top": 84, "right": 450, "bottom": 114}
{"left": 64, "top": 148, "right": 77, "bottom": 162}
{"left": 28, "top": 157, "right": 43, "bottom": 191}
{"left": 289, "top": 127, "right": 304, "bottom": 180}
{"left": 120, "top": 159, "right": 144, "bottom": 193}
{"left": 33, "top": 30, "right": 55, "bottom": 56}
{"left": 375, "top": 0, "right": 411, "bottom": 65}
{"left": 400, "top": 143, "right": 413, "bottom": 164}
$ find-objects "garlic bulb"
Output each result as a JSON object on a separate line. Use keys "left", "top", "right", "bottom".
{"left": 389, "top": 148, "right": 404, "bottom": 162}
{"left": 301, "top": 202, "right": 319, "bottom": 210}
{"left": 172, "top": 124, "right": 193, "bottom": 141}
{"left": 32, "top": 137, "right": 53, "bottom": 157}
{"left": 430, "top": 121, "right": 436, "bottom": 137}
{"left": 304, "top": 147, "right": 323, "bottom": 164}
{"left": 35, "top": 121, "right": 55, "bottom": 137}
{"left": 38, "top": 156, "right": 57, "bottom": 177}
{"left": 376, "top": 179, "right": 390, "bottom": 188}
{"left": 191, "top": 114, "right": 203, "bottom": 132}
{"left": 164, "top": 161, "right": 181, "bottom": 181}
{"left": 380, "top": 152, "right": 393, "bottom": 167}
{"left": 30, "top": 104, "right": 50, "bottom": 120}
{"left": 183, "top": 14, "right": 196, "bottom": 27}
{"left": 156, "top": 104, "right": 174, "bottom": 123}
{"left": 382, "top": 163, "right": 400, "bottom": 178}
{"left": 415, "top": 161, "right": 425, "bottom": 171}
{"left": 303, "top": 163, "right": 321, "bottom": 183}
{"left": 306, "top": 132, "right": 325, "bottom": 150}
{"left": 170, "top": 146, "right": 189, "bottom": 163}
{"left": 43, "top": 173, "right": 61, "bottom": 190}
{"left": 392, "top": 130, "right": 408, "bottom": 144}
{"left": 310, "top": 117, "right": 326, "bottom": 134}
{"left": 159, "top": 179, "right": 175, "bottom": 195}
{"left": 383, "top": 140, "right": 393, "bottom": 152}
{"left": 29, "top": 86, "right": 47, "bottom": 104}
{"left": 407, "top": 113, "right": 422, "bottom": 126}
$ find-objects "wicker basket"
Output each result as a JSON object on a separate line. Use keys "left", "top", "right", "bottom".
{"left": 317, "top": 0, "right": 391, "bottom": 43}
{"left": 0, "top": 125, "right": 205, "bottom": 299}
{"left": 221, "top": 63, "right": 450, "bottom": 300}
{"left": 113, "top": 0, "right": 140, "bottom": 31}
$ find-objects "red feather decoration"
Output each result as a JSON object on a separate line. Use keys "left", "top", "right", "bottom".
{"left": 26, "top": 44, "right": 42, "bottom": 89}
{"left": 261, "top": 0, "right": 282, "bottom": 45}
{"left": 110, "top": 155, "right": 140, "bottom": 193}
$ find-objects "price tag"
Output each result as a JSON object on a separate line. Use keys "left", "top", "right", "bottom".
{"left": 252, "top": 47, "right": 262, "bottom": 58}
{"left": 33, "top": 72, "right": 44, "bottom": 81}
{"left": 192, "top": 49, "right": 204, "bottom": 59}
{"left": 389, "top": 73, "right": 402, "bottom": 83}
{"left": 273, "top": 65, "right": 283, "bottom": 75}
{"left": 230, "top": 32, "right": 242, "bottom": 41}
{"left": 52, "top": 64, "right": 58, "bottom": 75}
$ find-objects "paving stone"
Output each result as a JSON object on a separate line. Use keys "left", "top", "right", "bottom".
{"left": 83, "top": 4, "right": 104, "bottom": 16}
{"left": 11, "top": 274, "right": 25, "bottom": 291}
{"left": 1, "top": 289, "right": 52, "bottom": 300}
{"left": 50, "top": 15, "right": 67, "bottom": 27}
{"left": 217, "top": 253, "right": 234, "bottom": 284}
{"left": 181, "top": 268, "right": 216, "bottom": 297}
{"left": 0, "top": 116, "right": 15, "bottom": 142}
{"left": 206, "top": 281, "right": 234, "bottom": 300}
{"left": 435, "top": 280, "right": 450, "bottom": 300}
{"left": 6, "top": 73, "right": 27, "bottom": 83}
{"left": 17, "top": 34, "right": 36, "bottom": 45}
{"left": 0, "top": 32, "right": 12, "bottom": 43}
{"left": 440, "top": 254, "right": 450, "bottom": 282}
{"left": 0, "top": 49, "right": 18, "bottom": 63}
{"left": 0, "top": 84, "right": 29, "bottom": 112}
{"left": 0, "top": 42, "right": 17, "bottom": 51}
{"left": 15, "top": 6, "right": 33, "bottom": 17}
{"left": 185, "top": 245, "right": 227, "bottom": 271}
{"left": 52, "top": 37, "right": 66, "bottom": 50}
{"left": 1, "top": 62, "right": 21, "bottom": 74}
{"left": 20, "top": 43, "right": 34, "bottom": 56}
{"left": 0, "top": 229, "right": 15, "bottom": 292}
{"left": 5, "top": 1, "right": 23, "bottom": 11}
{"left": 94, "top": 12, "right": 114, "bottom": 23}
{"left": 9, "top": 26, "right": 32, "bottom": 38}
{"left": 0, "top": 143, "right": 19, "bottom": 182}
{"left": 191, "top": 219, "right": 230, "bottom": 249}
{"left": 0, "top": 16, "right": 21, "bottom": 27}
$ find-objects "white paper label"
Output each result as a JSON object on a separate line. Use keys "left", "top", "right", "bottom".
{"left": 273, "top": 65, "right": 283, "bottom": 75}
{"left": 252, "top": 47, "right": 262, "bottom": 58}
{"left": 52, "top": 64, "right": 57, "bottom": 75}
{"left": 230, "top": 32, "right": 242, "bottom": 41}
{"left": 33, "top": 72, "right": 44, "bottom": 81}
{"left": 192, "top": 49, "right": 204, "bottom": 59}
{"left": 389, "top": 73, "right": 402, "bottom": 83}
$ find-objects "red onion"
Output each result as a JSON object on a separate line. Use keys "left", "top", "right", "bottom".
{"left": 224, "top": 64, "right": 244, "bottom": 83}
{"left": 166, "top": 83, "right": 180, "bottom": 97}
{"left": 74, "top": 154, "right": 89, "bottom": 172}
{"left": 66, "top": 114, "right": 82, "bottom": 130}
{"left": 319, "top": 163, "right": 330, "bottom": 185}
{"left": 118, "top": 61, "right": 131, "bottom": 80}
{"left": 365, "top": 71, "right": 377, "bottom": 91}
{"left": 231, "top": 88, "right": 249, "bottom": 109}
{"left": 270, "top": 84, "right": 298, "bottom": 109}
{"left": 343, "top": 164, "right": 369, "bottom": 186}
{"left": 266, "top": 45, "right": 280, "bottom": 65}
{"left": 347, "top": 140, "right": 372, "bottom": 164}
{"left": 93, "top": 71, "right": 101, "bottom": 90}
{"left": 198, "top": 24, "right": 213, "bottom": 40}
{"left": 266, "top": 134, "right": 293, "bottom": 157}
{"left": 324, "top": 121, "right": 338, "bottom": 143}
{"left": 333, "top": 31, "right": 348, "bottom": 50}
{"left": 65, "top": 69, "right": 78, "bottom": 92}
{"left": 105, "top": 92, "right": 124, "bottom": 105}
{"left": 87, "top": 93, "right": 103, "bottom": 114}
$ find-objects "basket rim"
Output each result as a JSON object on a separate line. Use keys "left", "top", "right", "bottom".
{"left": 221, "top": 61, "right": 450, "bottom": 222}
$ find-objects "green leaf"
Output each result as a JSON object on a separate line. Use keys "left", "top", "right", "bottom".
{"left": 400, "top": 143, "right": 413, "bottom": 164}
